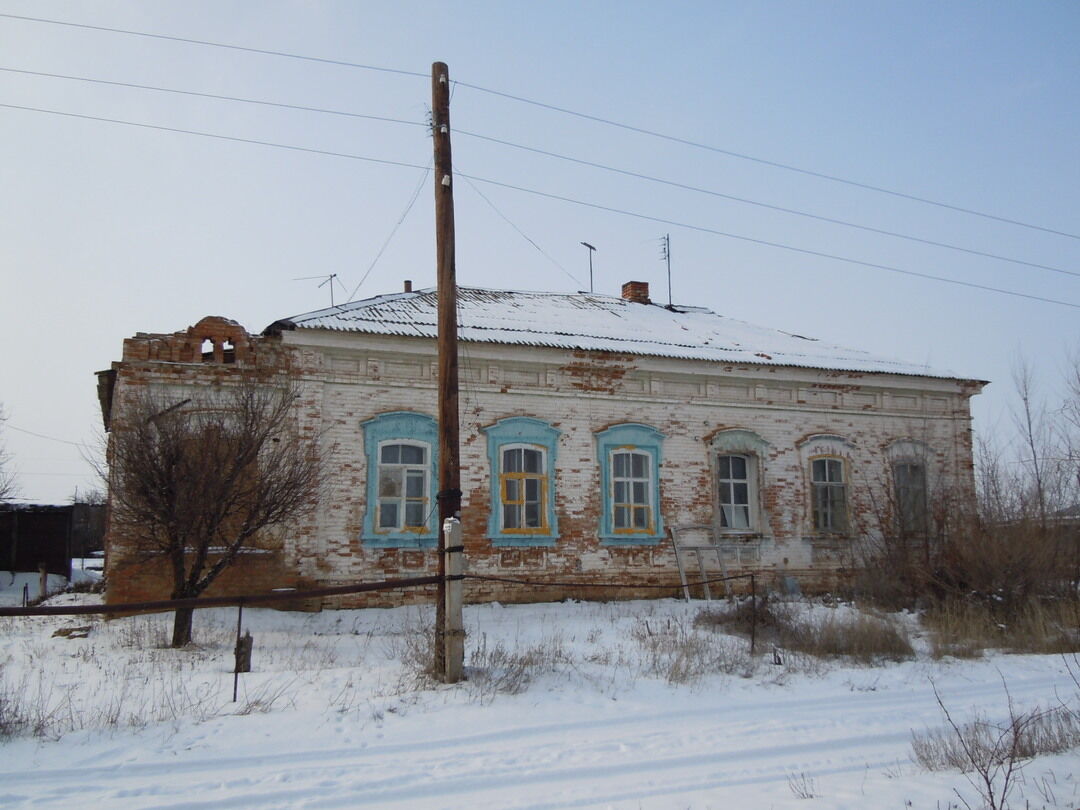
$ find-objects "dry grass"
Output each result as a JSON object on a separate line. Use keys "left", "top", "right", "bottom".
{"left": 924, "top": 597, "right": 1080, "bottom": 659}
{"left": 697, "top": 597, "right": 914, "bottom": 664}
{"left": 632, "top": 614, "right": 753, "bottom": 684}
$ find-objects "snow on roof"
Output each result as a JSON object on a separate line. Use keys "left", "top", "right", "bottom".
{"left": 267, "top": 287, "right": 965, "bottom": 379}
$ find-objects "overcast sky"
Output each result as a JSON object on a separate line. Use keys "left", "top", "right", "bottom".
{"left": 1, "top": 1, "right": 1078, "bottom": 503}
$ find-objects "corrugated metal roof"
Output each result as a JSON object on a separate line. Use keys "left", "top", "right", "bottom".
{"left": 267, "top": 287, "right": 966, "bottom": 379}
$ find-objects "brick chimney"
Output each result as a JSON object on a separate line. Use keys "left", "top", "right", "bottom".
{"left": 621, "top": 280, "right": 650, "bottom": 304}
{"left": 403, "top": 279, "right": 413, "bottom": 292}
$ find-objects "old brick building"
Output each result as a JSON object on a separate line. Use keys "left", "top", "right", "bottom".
{"left": 99, "top": 281, "right": 984, "bottom": 607}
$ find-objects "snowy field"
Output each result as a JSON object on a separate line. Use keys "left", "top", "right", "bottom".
{"left": 1, "top": 594, "right": 1077, "bottom": 809}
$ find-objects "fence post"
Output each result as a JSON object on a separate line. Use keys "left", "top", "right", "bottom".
{"left": 749, "top": 574, "right": 757, "bottom": 656}
{"left": 38, "top": 562, "right": 48, "bottom": 603}
{"left": 443, "top": 517, "right": 464, "bottom": 684}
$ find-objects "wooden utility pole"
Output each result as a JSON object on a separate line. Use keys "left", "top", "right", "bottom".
{"left": 432, "top": 60, "right": 462, "bottom": 682}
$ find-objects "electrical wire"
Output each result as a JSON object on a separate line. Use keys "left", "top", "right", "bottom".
{"left": 345, "top": 161, "right": 432, "bottom": 304}
{"left": 3, "top": 12, "right": 1074, "bottom": 241}
{"left": 6, "top": 61, "right": 1070, "bottom": 278}
{"left": 0, "top": 12, "right": 428, "bottom": 78}
{"left": 452, "top": 81, "right": 1080, "bottom": 242}
{"left": 455, "top": 172, "right": 1080, "bottom": 311}
{"left": 455, "top": 128, "right": 1080, "bottom": 280}
{"left": 6, "top": 424, "right": 88, "bottom": 448}
{"left": 0, "top": 102, "right": 429, "bottom": 171}
{"left": 458, "top": 169, "right": 584, "bottom": 288}
{"left": 4, "top": 101, "right": 1077, "bottom": 310}
{"left": 0, "top": 66, "right": 428, "bottom": 130}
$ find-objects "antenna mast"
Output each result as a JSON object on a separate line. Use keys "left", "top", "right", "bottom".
{"left": 660, "top": 234, "right": 672, "bottom": 306}
{"left": 580, "top": 242, "right": 596, "bottom": 292}
{"left": 293, "top": 273, "right": 342, "bottom": 307}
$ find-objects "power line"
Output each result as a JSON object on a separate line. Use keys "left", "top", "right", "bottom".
{"left": 455, "top": 129, "right": 1080, "bottom": 281}
{"left": 0, "top": 13, "right": 428, "bottom": 78}
{"left": 0, "top": 102, "right": 429, "bottom": 172}
{"left": 3, "top": 12, "right": 1073, "bottom": 242}
{"left": 6, "top": 424, "right": 87, "bottom": 447}
{"left": 455, "top": 171, "right": 1080, "bottom": 311}
{"left": 345, "top": 161, "right": 432, "bottom": 304}
{"left": 452, "top": 81, "right": 1080, "bottom": 243}
{"left": 0, "top": 66, "right": 429, "bottom": 130}
{"left": 5, "top": 100, "right": 1076, "bottom": 310}
{"left": 458, "top": 170, "right": 584, "bottom": 288}
{"left": 7, "top": 60, "right": 1071, "bottom": 278}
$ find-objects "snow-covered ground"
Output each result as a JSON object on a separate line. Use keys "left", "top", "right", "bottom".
{"left": 1, "top": 596, "right": 1077, "bottom": 809}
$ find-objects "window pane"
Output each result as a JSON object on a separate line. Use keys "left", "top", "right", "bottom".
{"left": 812, "top": 458, "right": 826, "bottom": 482}
{"left": 731, "top": 456, "right": 747, "bottom": 479}
{"left": 719, "top": 481, "right": 732, "bottom": 503}
{"left": 400, "top": 444, "right": 425, "bottom": 465}
{"left": 381, "top": 444, "right": 400, "bottom": 464}
{"left": 523, "top": 449, "right": 542, "bottom": 473}
{"left": 718, "top": 456, "right": 730, "bottom": 478}
{"left": 632, "top": 481, "right": 647, "bottom": 504}
{"left": 614, "top": 505, "right": 628, "bottom": 529}
{"left": 378, "top": 468, "right": 402, "bottom": 497}
{"left": 827, "top": 459, "right": 843, "bottom": 482}
{"left": 720, "top": 504, "right": 733, "bottom": 528}
{"left": 614, "top": 481, "right": 627, "bottom": 503}
{"left": 503, "top": 448, "right": 521, "bottom": 473}
{"left": 633, "top": 506, "right": 649, "bottom": 529}
{"left": 505, "top": 478, "right": 520, "bottom": 502}
{"left": 405, "top": 470, "right": 425, "bottom": 498}
{"left": 524, "top": 502, "right": 540, "bottom": 528}
{"left": 613, "top": 453, "right": 628, "bottom": 478}
{"left": 504, "top": 504, "right": 520, "bottom": 529}
{"left": 524, "top": 477, "right": 540, "bottom": 502}
{"left": 732, "top": 505, "right": 750, "bottom": 529}
{"left": 631, "top": 453, "right": 646, "bottom": 479}
{"left": 733, "top": 483, "right": 748, "bottom": 505}
{"left": 405, "top": 501, "right": 425, "bottom": 527}
{"left": 379, "top": 501, "right": 398, "bottom": 528}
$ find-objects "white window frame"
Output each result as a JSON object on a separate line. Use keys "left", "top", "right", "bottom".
{"left": 708, "top": 429, "right": 769, "bottom": 536}
{"left": 376, "top": 441, "right": 431, "bottom": 533}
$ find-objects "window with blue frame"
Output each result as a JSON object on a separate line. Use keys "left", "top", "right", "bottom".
{"left": 360, "top": 411, "right": 438, "bottom": 548}
{"left": 482, "top": 417, "right": 560, "bottom": 547}
{"left": 596, "top": 423, "right": 665, "bottom": 544}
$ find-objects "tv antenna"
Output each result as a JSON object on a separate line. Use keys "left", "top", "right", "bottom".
{"left": 293, "top": 273, "right": 347, "bottom": 308}
{"left": 580, "top": 241, "right": 596, "bottom": 292}
{"left": 659, "top": 234, "right": 672, "bottom": 307}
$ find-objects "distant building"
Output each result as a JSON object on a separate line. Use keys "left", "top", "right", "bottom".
{"left": 0, "top": 502, "right": 105, "bottom": 578}
{"left": 98, "top": 281, "right": 985, "bottom": 607}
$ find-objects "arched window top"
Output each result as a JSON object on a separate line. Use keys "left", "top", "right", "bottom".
{"left": 709, "top": 428, "right": 769, "bottom": 456}
{"left": 797, "top": 433, "right": 855, "bottom": 456}
{"left": 482, "top": 416, "right": 561, "bottom": 445}
{"left": 886, "top": 438, "right": 932, "bottom": 462}
{"left": 596, "top": 422, "right": 665, "bottom": 448}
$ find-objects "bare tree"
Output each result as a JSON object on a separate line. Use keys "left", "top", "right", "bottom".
{"left": 0, "top": 405, "right": 17, "bottom": 503}
{"left": 106, "top": 383, "right": 319, "bottom": 647}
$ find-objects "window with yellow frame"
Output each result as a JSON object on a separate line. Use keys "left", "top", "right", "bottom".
{"left": 499, "top": 445, "right": 547, "bottom": 532}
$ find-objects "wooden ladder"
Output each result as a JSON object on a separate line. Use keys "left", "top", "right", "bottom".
{"left": 668, "top": 524, "right": 730, "bottom": 601}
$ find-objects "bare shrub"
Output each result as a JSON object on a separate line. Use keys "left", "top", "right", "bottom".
{"left": 912, "top": 684, "right": 1080, "bottom": 810}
